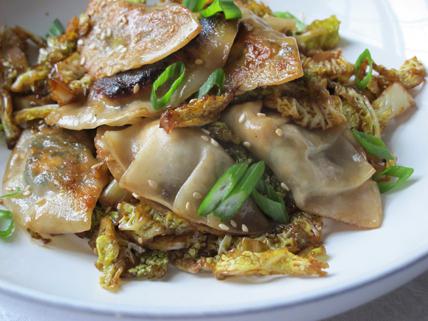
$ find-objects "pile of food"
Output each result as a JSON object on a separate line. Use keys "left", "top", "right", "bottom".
{"left": 0, "top": 0, "right": 425, "bottom": 291}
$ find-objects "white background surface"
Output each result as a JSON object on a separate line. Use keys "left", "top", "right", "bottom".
{"left": 0, "top": 0, "right": 428, "bottom": 320}
{"left": 1, "top": 271, "right": 427, "bottom": 321}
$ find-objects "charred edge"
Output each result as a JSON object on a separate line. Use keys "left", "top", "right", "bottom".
{"left": 92, "top": 61, "right": 168, "bottom": 99}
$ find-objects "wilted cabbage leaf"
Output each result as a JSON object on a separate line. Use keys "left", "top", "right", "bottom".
{"left": 265, "top": 78, "right": 346, "bottom": 130}
{"left": 297, "top": 16, "right": 340, "bottom": 51}
{"left": 302, "top": 50, "right": 354, "bottom": 82}
{"left": 374, "top": 57, "right": 426, "bottom": 90}
{"left": 372, "top": 82, "right": 415, "bottom": 129}
{"left": 202, "top": 247, "right": 327, "bottom": 279}
{"left": 332, "top": 82, "right": 381, "bottom": 136}
{"left": 127, "top": 251, "right": 169, "bottom": 280}
{"left": 160, "top": 94, "right": 233, "bottom": 133}
{"left": 95, "top": 217, "right": 125, "bottom": 291}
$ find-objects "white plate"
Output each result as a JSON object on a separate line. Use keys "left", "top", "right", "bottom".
{"left": 0, "top": 1, "right": 427, "bottom": 320}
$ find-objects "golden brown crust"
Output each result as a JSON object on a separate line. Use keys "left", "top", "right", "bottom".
{"left": 81, "top": 0, "right": 201, "bottom": 78}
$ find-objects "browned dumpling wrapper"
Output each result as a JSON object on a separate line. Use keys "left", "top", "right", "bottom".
{"left": 2, "top": 129, "right": 109, "bottom": 234}
{"left": 81, "top": 0, "right": 201, "bottom": 78}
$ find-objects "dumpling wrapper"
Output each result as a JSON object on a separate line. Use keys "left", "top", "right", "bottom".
{"left": 223, "top": 102, "right": 382, "bottom": 228}
{"left": 2, "top": 129, "right": 108, "bottom": 234}
{"left": 47, "top": 17, "right": 238, "bottom": 130}
{"left": 97, "top": 120, "right": 270, "bottom": 235}
{"left": 81, "top": 0, "right": 201, "bottom": 78}
{"left": 225, "top": 10, "right": 304, "bottom": 93}
{"left": 45, "top": 90, "right": 157, "bottom": 130}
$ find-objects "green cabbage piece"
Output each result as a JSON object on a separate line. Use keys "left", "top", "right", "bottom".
{"left": 128, "top": 251, "right": 168, "bottom": 279}
{"left": 332, "top": 82, "right": 381, "bottom": 136}
{"left": 297, "top": 16, "right": 341, "bottom": 51}
{"left": 95, "top": 217, "right": 125, "bottom": 291}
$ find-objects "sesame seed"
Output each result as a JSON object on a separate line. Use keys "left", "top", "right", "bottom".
{"left": 201, "top": 128, "right": 210, "bottom": 135}
{"left": 22, "top": 185, "right": 31, "bottom": 196}
{"left": 195, "top": 58, "right": 204, "bottom": 65}
{"left": 88, "top": 43, "right": 96, "bottom": 50}
{"left": 243, "top": 141, "right": 251, "bottom": 148}
{"left": 36, "top": 198, "right": 46, "bottom": 206}
{"left": 80, "top": 57, "right": 86, "bottom": 65}
{"left": 201, "top": 135, "right": 210, "bottom": 142}
{"left": 257, "top": 112, "right": 266, "bottom": 117}
{"left": 133, "top": 83, "right": 140, "bottom": 94}
{"left": 193, "top": 192, "right": 202, "bottom": 200}
{"left": 230, "top": 220, "right": 237, "bottom": 228}
{"left": 100, "top": 32, "right": 106, "bottom": 40}
{"left": 148, "top": 179, "right": 158, "bottom": 189}
{"left": 238, "top": 114, "right": 246, "bottom": 123}
{"left": 77, "top": 39, "right": 84, "bottom": 46}
{"left": 132, "top": 193, "right": 139, "bottom": 199}
{"left": 219, "top": 223, "right": 230, "bottom": 231}
{"left": 210, "top": 138, "right": 219, "bottom": 147}
{"left": 185, "top": 201, "right": 191, "bottom": 210}
{"left": 275, "top": 128, "right": 283, "bottom": 137}
{"left": 105, "top": 28, "right": 112, "bottom": 37}
{"left": 281, "top": 182, "right": 290, "bottom": 191}
{"left": 189, "top": 98, "right": 198, "bottom": 104}
{"left": 241, "top": 224, "right": 249, "bottom": 233}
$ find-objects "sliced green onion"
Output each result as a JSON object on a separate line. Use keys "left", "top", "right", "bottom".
{"left": 252, "top": 189, "right": 287, "bottom": 224}
{"left": 351, "top": 129, "right": 395, "bottom": 160}
{"left": 214, "top": 161, "right": 265, "bottom": 221}
{"left": 150, "top": 62, "right": 186, "bottom": 110}
{"left": 0, "top": 209, "right": 15, "bottom": 240}
{"left": 183, "top": 0, "right": 206, "bottom": 12}
{"left": 273, "top": 12, "right": 306, "bottom": 33}
{"left": 48, "top": 19, "right": 65, "bottom": 37}
{"left": 354, "top": 49, "right": 373, "bottom": 90}
{"left": 200, "top": 0, "right": 242, "bottom": 20}
{"left": 197, "top": 68, "right": 225, "bottom": 99}
{"left": 0, "top": 188, "right": 23, "bottom": 199}
{"left": 198, "top": 162, "right": 248, "bottom": 217}
{"left": 373, "top": 165, "right": 414, "bottom": 193}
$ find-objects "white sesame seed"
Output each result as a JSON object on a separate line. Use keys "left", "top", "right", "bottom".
{"left": 100, "top": 32, "right": 106, "bottom": 40}
{"left": 195, "top": 58, "right": 204, "bottom": 65}
{"left": 185, "top": 201, "right": 191, "bottom": 210}
{"left": 201, "top": 135, "right": 210, "bottom": 142}
{"left": 257, "top": 112, "right": 266, "bottom": 117}
{"left": 148, "top": 179, "right": 158, "bottom": 189}
{"left": 193, "top": 192, "right": 202, "bottom": 200}
{"left": 189, "top": 98, "right": 198, "bottom": 104}
{"left": 241, "top": 224, "right": 249, "bottom": 233}
{"left": 132, "top": 193, "right": 139, "bottom": 199}
{"left": 80, "top": 57, "right": 86, "bottom": 65}
{"left": 201, "top": 128, "right": 210, "bottom": 135}
{"left": 105, "top": 28, "right": 112, "bottom": 37}
{"left": 22, "top": 185, "right": 31, "bottom": 196}
{"left": 211, "top": 138, "right": 219, "bottom": 147}
{"left": 243, "top": 141, "right": 251, "bottom": 148}
{"left": 36, "top": 198, "right": 46, "bottom": 206}
{"left": 133, "top": 83, "right": 140, "bottom": 94}
{"left": 238, "top": 113, "right": 246, "bottom": 123}
{"left": 88, "top": 43, "right": 96, "bottom": 50}
{"left": 280, "top": 182, "right": 290, "bottom": 191}
{"left": 219, "top": 223, "right": 230, "bottom": 231}
{"left": 275, "top": 128, "right": 283, "bottom": 137}
{"left": 77, "top": 39, "right": 84, "bottom": 46}
{"left": 230, "top": 220, "right": 237, "bottom": 228}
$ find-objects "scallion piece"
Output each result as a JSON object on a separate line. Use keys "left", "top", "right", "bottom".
{"left": 197, "top": 68, "right": 225, "bottom": 99}
{"left": 351, "top": 129, "right": 395, "bottom": 160}
{"left": 214, "top": 161, "right": 265, "bottom": 221}
{"left": 373, "top": 165, "right": 414, "bottom": 193}
{"left": 273, "top": 12, "right": 306, "bottom": 33}
{"left": 150, "top": 62, "right": 186, "bottom": 110}
{"left": 252, "top": 189, "right": 287, "bottom": 224}
{"left": 0, "top": 188, "right": 23, "bottom": 199}
{"left": 354, "top": 49, "right": 373, "bottom": 90}
{"left": 183, "top": 0, "right": 206, "bottom": 12}
{"left": 48, "top": 19, "right": 65, "bottom": 37}
{"left": 198, "top": 162, "right": 248, "bottom": 217}
{"left": 200, "top": 0, "right": 242, "bottom": 20}
{"left": 0, "top": 209, "right": 15, "bottom": 240}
